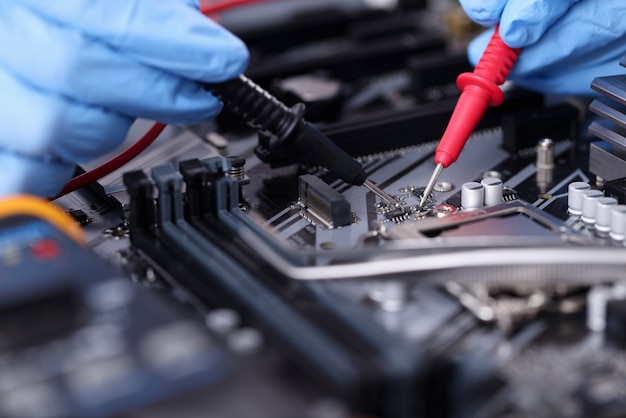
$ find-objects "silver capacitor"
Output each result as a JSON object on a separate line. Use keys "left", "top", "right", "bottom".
{"left": 461, "top": 182, "right": 484, "bottom": 210}
{"left": 481, "top": 177, "right": 503, "bottom": 206}
{"left": 568, "top": 182, "right": 591, "bottom": 216}
{"left": 610, "top": 205, "right": 626, "bottom": 241}
{"left": 581, "top": 190, "right": 604, "bottom": 224}
{"left": 594, "top": 197, "right": 618, "bottom": 232}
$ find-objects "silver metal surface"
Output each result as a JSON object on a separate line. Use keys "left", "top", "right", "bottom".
{"left": 420, "top": 163, "right": 443, "bottom": 207}
{"left": 535, "top": 138, "right": 555, "bottom": 193}
{"left": 589, "top": 142, "right": 626, "bottom": 182}
{"left": 241, "top": 197, "right": 626, "bottom": 282}
{"left": 363, "top": 179, "right": 403, "bottom": 209}
{"left": 433, "top": 181, "right": 453, "bottom": 193}
{"left": 536, "top": 138, "right": 555, "bottom": 170}
{"left": 257, "top": 243, "right": 626, "bottom": 283}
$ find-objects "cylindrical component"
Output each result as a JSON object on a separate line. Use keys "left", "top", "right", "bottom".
{"left": 568, "top": 182, "right": 591, "bottom": 216}
{"left": 461, "top": 182, "right": 485, "bottom": 209}
{"left": 227, "top": 155, "right": 246, "bottom": 181}
{"left": 536, "top": 138, "right": 555, "bottom": 193}
{"left": 610, "top": 205, "right": 626, "bottom": 241}
{"left": 595, "top": 197, "right": 618, "bottom": 232}
{"left": 581, "top": 189, "right": 604, "bottom": 223}
{"left": 536, "top": 138, "right": 555, "bottom": 170}
{"left": 481, "top": 177, "right": 503, "bottom": 206}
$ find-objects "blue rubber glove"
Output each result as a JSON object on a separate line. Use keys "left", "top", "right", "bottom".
{"left": 459, "top": 0, "right": 626, "bottom": 95}
{"left": 0, "top": 0, "right": 248, "bottom": 197}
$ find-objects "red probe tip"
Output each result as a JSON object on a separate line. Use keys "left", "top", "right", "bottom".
{"left": 434, "top": 27, "right": 521, "bottom": 168}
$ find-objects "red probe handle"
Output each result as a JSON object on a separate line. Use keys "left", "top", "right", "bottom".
{"left": 434, "top": 27, "right": 521, "bottom": 168}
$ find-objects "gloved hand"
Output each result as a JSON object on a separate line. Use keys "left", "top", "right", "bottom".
{"left": 459, "top": 0, "right": 626, "bottom": 95}
{"left": 0, "top": 0, "right": 248, "bottom": 197}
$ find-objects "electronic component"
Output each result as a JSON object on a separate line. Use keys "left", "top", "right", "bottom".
{"left": 568, "top": 182, "right": 591, "bottom": 216}
{"left": 13, "top": 5, "right": 626, "bottom": 417}
{"left": 299, "top": 174, "right": 352, "bottom": 228}
{"left": 535, "top": 137, "right": 555, "bottom": 193}
{"left": 209, "top": 74, "right": 402, "bottom": 207}
{"left": 0, "top": 197, "right": 227, "bottom": 418}
{"left": 581, "top": 189, "right": 604, "bottom": 224}
{"left": 461, "top": 181, "right": 484, "bottom": 209}
{"left": 594, "top": 197, "right": 618, "bottom": 232}
{"left": 610, "top": 205, "right": 626, "bottom": 241}
{"left": 481, "top": 177, "right": 503, "bottom": 206}
{"left": 589, "top": 58, "right": 626, "bottom": 183}
{"left": 66, "top": 208, "right": 93, "bottom": 226}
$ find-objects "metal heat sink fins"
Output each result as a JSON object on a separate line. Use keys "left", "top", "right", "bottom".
{"left": 299, "top": 175, "right": 352, "bottom": 228}
{"left": 588, "top": 58, "right": 626, "bottom": 181}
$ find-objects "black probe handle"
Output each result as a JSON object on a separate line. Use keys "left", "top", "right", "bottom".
{"left": 208, "top": 74, "right": 367, "bottom": 186}
{"left": 294, "top": 122, "right": 367, "bottom": 186}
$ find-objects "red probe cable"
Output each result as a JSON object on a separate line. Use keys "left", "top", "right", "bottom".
{"left": 56, "top": 0, "right": 277, "bottom": 198}
{"left": 420, "top": 27, "right": 520, "bottom": 205}
{"left": 435, "top": 27, "right": 520, "bottom": 168}
{"left": 200, "top": 0, "right": 274, "bottom": 14}
{"left": 56, "top": 123, "right": 167, "bottom": 198}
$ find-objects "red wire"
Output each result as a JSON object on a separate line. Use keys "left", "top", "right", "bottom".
{"left": 200, "top": 0, "right": 274, "bottom": 14}
{"left": 57, "top": 0, "right": 278, "bottom": 198}
{"left": 55, "top": 123, "right": 167, "bottom": 198}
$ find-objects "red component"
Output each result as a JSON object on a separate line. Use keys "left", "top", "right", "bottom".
{"left": 30, "top": 239, "right": 61, "bottom": 261}
{"left": 434, "top": 27, "right": 521, "bottom": 168}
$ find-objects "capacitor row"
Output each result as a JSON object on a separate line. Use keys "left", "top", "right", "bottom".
{"left": 568, "top": 182, "right": 626, "bottom": 240}
{"left": 460, "top": 177, "right": 503, "bottom": 210}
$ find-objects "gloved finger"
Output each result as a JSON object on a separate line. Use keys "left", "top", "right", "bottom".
{"left": 0, "top": 65, "right": 132, "bottom": 163}
{"left": 14, "top": 0, "right": 249, "bottom": 83}
{"left": 467, "top": 1, "right": 626, "bottom": 97}
{"left": 498, "top": 0, "right": 580, "bottom": 47}
{"left": 0, "top": 1, "right": 224, "bottom": 125}
{"left": 515, "top": 58, "right": 626, "bottom": 96}
{"left": 508, "top": 1, "right": 626, "bottom": 75}
{"left": 458, "top": 0, "right": 507, "bottom": 27}
{"left": 0, "top": 152, "right": 75, "bottom": 198}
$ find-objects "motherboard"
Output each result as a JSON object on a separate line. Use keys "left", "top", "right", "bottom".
{"left": 3, "top": 2, "right": 626, "bottom": 417}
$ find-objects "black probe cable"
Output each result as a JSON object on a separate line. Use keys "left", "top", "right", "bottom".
{"left": 208, "top": 74, "right": 402, "bottom": 208}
